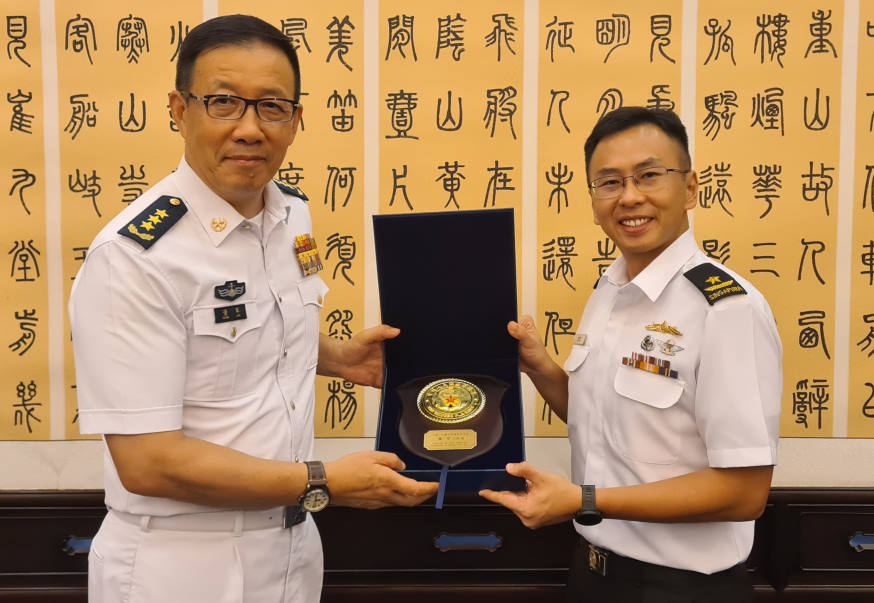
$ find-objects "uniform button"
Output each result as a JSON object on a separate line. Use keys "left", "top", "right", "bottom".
{"left": 278, "top": 295, "right": 283, "bottom": 303}
{"left": 243, "top": 224, "right": 251, "bottom": 230}
{"left": 290, "top": 401, "right": 296, "bottom": 410}
{"left": 317, "top": 295, "right": 323, "bottom": 304}
{"left": 283, "top": 349, "right": 288, "bottom": 357}
{"left": 294, "top": 456, "right": 300, "bottom": 462}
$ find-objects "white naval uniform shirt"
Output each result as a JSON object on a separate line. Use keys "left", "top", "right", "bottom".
{"left": 70, "top": 158, "right": 328, "bottom": 598}
{"left": 564, "top": 230, "right": 781, "bottom": 574}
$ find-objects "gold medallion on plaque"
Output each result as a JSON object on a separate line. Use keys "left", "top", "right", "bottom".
{"left": 417, "top": 378, "right": 485, "bottom": 424}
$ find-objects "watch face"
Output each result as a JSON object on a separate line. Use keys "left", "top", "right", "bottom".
{"left": 302, "top": 487, "right": 330, "bottom": 512}
{"left": 574, "top": 511, "right": 602, "bottom": 526}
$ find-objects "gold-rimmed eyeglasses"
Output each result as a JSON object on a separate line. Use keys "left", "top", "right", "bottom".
{"left": 589, "top": 167, "right": 689, "bottom": 200}
{"left": 183, "top": 92, "right": 299, "bottom": 123}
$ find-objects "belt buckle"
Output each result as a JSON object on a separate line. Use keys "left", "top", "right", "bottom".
{"left": 587, "top": 544, "right": 608, "bottom": 576}
{"left": 284, "top": 505, "right": 306, "bottom": 528}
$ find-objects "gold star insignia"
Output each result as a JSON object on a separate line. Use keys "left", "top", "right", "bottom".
{"left": 155, "top": 208, "right": 169, "bottom": 219}
{"left": 149, "top": 214, "right": 162, "bottom": 224}
{"left": 140, "top": 220, "right": 155, "bottom": 231}
{"left": 705, "top": 276, "right": 722, "bottom": 285}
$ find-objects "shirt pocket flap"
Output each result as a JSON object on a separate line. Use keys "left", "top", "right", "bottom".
{"left": 192, "top": 301, "right": 260, "bottom": 342}
{"left": 563, "top": 345, "right": 590, "bottom": 372}
{"left": 614, "top": 366, "right": 683, "bottom": 409}
{"left": 297, "top": 275, "right": 329, "bottom": 307}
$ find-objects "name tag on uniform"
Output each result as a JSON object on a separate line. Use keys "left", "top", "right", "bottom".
{"left": 214, "top": 304, "right": 247, "bottom": 323}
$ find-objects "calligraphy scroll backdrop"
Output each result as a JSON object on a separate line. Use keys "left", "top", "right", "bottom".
{"left": 1, "top": 0, "right": 872, "bottom": 442}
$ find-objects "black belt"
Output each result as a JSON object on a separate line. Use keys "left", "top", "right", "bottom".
{"left": 578, "top": 536, "right": 745, "bottom": 583}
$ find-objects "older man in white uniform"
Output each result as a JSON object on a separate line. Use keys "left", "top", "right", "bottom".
{"left": 481, "top": 107, "right": 781, "bottom": 602}
{"left": 70, "top": 15, "right": 436, "bottom": 603}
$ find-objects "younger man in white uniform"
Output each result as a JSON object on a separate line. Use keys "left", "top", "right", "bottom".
{"left": 481, "top": 107, "right": 781, "bottom": 602}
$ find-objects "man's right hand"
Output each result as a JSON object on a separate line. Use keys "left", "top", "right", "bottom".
{"left": 479, "top": 461, "right": 580, "bottom": 529}
{"left": 325, "top": 450, "right": 438, "bottom": 509}
{"left": 507, "top": 315, "right": 551, "bottom": 376}
{"left": 507, "top": 315, "right": 570, "bottom": 423}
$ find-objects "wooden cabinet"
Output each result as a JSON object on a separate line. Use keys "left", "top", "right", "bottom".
{"left": 0, "top": 492, "right": 102, "bottom": 602}
{"left": 759, "top": 490, "right": 874, "bottom": 601}
{"left": 316, "top": 497, "right": 575, "bottom": 602}
{"left": 1, "top": 489, "right": 873, "bottom": 602}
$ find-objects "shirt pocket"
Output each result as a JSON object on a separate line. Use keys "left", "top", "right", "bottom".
{"left": 610, "top": 366, "right": 685, "bottom": 464}
{"left": 298, "top": 275, "right": 328, "bottom": 369}
{"left": 563, "top": 345, "right": 590, "bottom": 372}
{"left": 186, "top": 300, "right": 263, "bottom": 399}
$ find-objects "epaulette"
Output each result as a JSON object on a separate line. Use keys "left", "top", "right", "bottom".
{"left": 117, "top": 195, "right": 187, "bottom": 249}
{"left": 274, "top": 180, "right": 308, "bottom": 202}
{"left": 683, "top": 263, "right": 747, "bottom": 305}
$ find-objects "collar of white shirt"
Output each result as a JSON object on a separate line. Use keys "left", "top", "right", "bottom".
{"left": 171, "top": 157, "right": 293, "bottom": 247}
{"left": 602, "top": 229, "right": 699, "bottom": 302}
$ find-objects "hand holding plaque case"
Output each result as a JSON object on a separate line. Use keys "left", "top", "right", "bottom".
{"left": 396, "top": 375, "right": 509, "bottom": 467}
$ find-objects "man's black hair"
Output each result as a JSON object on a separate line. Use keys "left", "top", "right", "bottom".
{"left": 584, "top": 107, "right": 690, "bottom": 176}
{"left": 175, "top": 14, "right": 300, "bottom": 100}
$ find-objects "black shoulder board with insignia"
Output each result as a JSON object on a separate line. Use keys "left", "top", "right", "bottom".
{"left": 117, "top": 195, "right": 187, "bottom": 250}
{"left": 684, "top": 263, "right": 747, "bottom": 305}
{"left": 274, "top": 180, "right": 308, "bottom": 202}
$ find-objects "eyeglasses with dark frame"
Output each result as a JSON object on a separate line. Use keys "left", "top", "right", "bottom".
{"left": 182, "top": 92, "right": 300, "bottom": 123}
{"left": 589, "top": 167, "right": 689, "bottom": 200}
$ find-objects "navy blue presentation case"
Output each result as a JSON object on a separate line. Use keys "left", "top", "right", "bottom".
{"left": 372, "top": 208, "right": 526, "bottom": 493}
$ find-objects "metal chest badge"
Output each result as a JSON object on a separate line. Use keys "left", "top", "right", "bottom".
{"left": 641, "top": 335, "right": 684, "bottom": 356}
{"left": 642, "top": 320, "right": 684, "bottom": 356}
{"left": 294, "top": 234, "right": 323, "bottom": 275}
{"left": 634, "top": 319, "right": 685, "bottom": 378}
{"left": 645, "top": 321, "right": 682, "bottom": 336}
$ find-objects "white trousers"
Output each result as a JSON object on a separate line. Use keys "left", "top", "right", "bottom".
{"left": 88, "top": 510, "right": 323, "bottom": 603}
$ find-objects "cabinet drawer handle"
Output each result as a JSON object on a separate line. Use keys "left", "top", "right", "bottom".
{"left": 62, "top": 535, "right": 92, "bottom": 556}
{"left": 849, "top": 532, "right": 874, "bottom": 552}
{"left": 433, "top": 532, "right": 503, "bottom": 552}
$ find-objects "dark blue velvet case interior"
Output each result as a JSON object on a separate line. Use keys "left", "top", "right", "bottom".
{"left": 372, "top": 208, "right": 525, "bottom": 492}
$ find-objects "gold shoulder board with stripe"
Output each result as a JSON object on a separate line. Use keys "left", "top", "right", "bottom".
{"left": 117, "top": 195, "right": 187, "bottom": 249}
{"left": 683, "top": 263, "right": 747, "bottom": 305}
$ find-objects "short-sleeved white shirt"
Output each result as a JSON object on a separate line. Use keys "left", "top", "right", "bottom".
{"left": 69, "top": 158, "right": 328, "bottom": 598}
{"left": 564, "top": 230, "right": 782, "bottom": 574}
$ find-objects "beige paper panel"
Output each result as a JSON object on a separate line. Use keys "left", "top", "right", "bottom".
{"left": 848, "top": 10, "right": 874, "bottom": 437}
{"left": 219, "top": 1, "right": 366, "bottom": 437}
{"left": 1, "top": 3, "right": 49, "bottom": 440}
{"left": 379, "top": 2, "right": 524, "bottom": 220}
{"left": 378, "top": 0, "right": 526, "bottom": 317}
{"left": 57, "top": 2, "right": 203, "bottom": 438}
{"left": 377, "top": 3, "right": 525, "bottom": 434}
{"left": 535, "top": 0, "right": 683, "bottom": 436}
{"left": 695, "top": 1, "right": 842, "bottom": 437}
{"left": 4, "top": 1, "right": 872, "bottom": 445}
